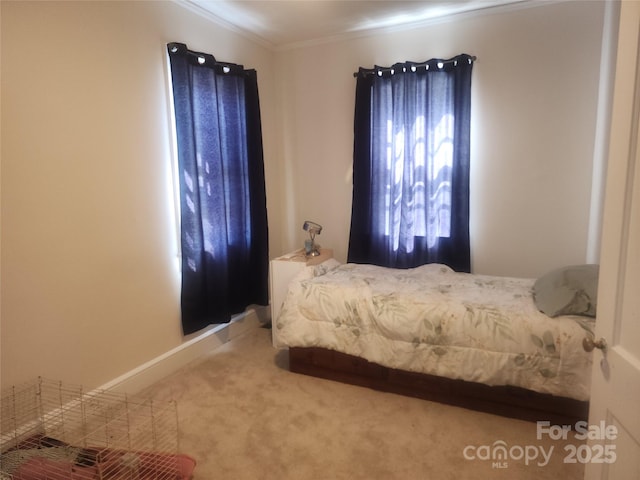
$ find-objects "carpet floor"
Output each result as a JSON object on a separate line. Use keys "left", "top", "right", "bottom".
{"left": 136, "top": 325, "right": 586, "bottom": 480}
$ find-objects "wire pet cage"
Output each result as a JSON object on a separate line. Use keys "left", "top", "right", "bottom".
{"left": 0, "top": 378, "right": 195, "bottom": 479}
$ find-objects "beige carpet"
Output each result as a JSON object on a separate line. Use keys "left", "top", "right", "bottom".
{"left": 136, "top": 325, "right": 586, "bottom": 480}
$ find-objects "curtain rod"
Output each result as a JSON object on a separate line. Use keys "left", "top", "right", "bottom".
{"left": 353, "top": 54, "right": 476, "bottom": 78}
{"left": 167, "top": 42, "right": 255, "bottom": 75}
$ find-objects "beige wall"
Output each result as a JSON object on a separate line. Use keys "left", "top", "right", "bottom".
{"left": 0, "top": 0, "right": 279, "bottom": 389}
{"left": 277, "top": 1, "right": 606, "bottom": 278}
{"left": 1, "top": 0, "right": 607, "bottom": 389}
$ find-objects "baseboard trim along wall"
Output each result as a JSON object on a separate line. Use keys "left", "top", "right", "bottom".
{"left": 98, "top": 307, "right": 268, "bottom": 395}
{"left": 0, "top": 310, "right": 268, "bottom": 452}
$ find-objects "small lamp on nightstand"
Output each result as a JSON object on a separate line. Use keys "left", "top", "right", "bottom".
{"left": 303, "top": 220, "right": 322, "bottom": 257}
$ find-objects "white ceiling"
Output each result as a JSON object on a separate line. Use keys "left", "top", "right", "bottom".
{"left": 182, "top": 0, "right": 528, "bottom": 49}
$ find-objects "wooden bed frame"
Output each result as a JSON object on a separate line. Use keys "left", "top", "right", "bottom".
{"left": 289, "top": 346, "right": 589, "bottom": 425}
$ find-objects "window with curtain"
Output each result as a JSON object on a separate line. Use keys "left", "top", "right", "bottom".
{"left": 167, "top": 42, "right": 269, "bottom": 335}
{"left": 348, "top": 54, "right": 474, "bottom": 271}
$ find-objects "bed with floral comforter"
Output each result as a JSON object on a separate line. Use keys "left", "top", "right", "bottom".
{"left": 274, "top": 261, "right": 594, "bottom": 402}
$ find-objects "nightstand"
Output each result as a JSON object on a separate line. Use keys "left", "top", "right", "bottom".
{"left": 269, "top": 248, "right": 333, "bottom": 346}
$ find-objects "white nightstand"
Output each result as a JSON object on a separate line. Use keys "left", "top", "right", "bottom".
{"left": 269, "top": 248, "right": 333, "bottom": 346}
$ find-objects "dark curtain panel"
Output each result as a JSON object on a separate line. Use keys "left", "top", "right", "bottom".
{"left": 348, "top": 54, "right": 473, "bottom": 271}
{"left": 167, "top": 43, "right": 269, "bottom": 335}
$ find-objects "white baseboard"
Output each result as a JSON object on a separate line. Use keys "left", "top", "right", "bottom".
{"left": 0, "top": 310, "right": 269, "bottom": 453}
{"left": 98, "top": 308, "right": 266, "bottom": 395}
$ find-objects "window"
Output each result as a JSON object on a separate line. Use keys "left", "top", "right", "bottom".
{"left": 348, "top": 55, "right": 474, "bottom": 271}
{"left": 167, "top": 43, "right": 269, "bottom": 334}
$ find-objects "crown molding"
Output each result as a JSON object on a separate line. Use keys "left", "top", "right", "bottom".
{"left": 175, "top": 0, "right": 562, "bottom": 53}
{"left": 174, "top": 0, "right": 276, "bottom": 51}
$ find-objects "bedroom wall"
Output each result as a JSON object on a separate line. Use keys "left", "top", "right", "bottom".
{"left": 276, "top": 0, "right": 606, "bottom": 279}
{"left": 0, "top": 0, "right": 281, "bottom": 389}
{"left": 0, "top": 0, "right": 607, "bottom": 391}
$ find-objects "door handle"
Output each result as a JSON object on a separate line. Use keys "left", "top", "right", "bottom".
{"left": 583, "top": 337, "right": 607, "bottom": 352}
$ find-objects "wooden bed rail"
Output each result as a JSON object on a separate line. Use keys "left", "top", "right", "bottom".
{"left": 289, "top": 347, "right": 589, "bottom": 425}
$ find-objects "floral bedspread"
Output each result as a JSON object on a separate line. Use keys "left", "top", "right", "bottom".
{"left": 274, "top": 261, "right": 594, "bottom": 401}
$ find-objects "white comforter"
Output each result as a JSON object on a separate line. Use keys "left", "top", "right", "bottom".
{"left": 274, "top": 261, "right": 594, "bottom": 401}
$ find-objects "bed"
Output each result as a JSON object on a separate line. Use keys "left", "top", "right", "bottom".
{"left": 273, "top": 260, "right": 597, "bottom": 424}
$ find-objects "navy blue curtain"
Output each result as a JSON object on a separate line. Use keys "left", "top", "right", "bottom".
{"left": 167, "top": 43, "right": 269, "bottom": 335}
{"left": 348, "top": 54, "right": 473, "bottom": 271}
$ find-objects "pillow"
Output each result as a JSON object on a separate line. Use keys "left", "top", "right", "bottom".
{"left": 313, "top": 258, "right": 341, "bottom": 277}
{"left": 533, "top": 264, "right": 599, "bottom": 317}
